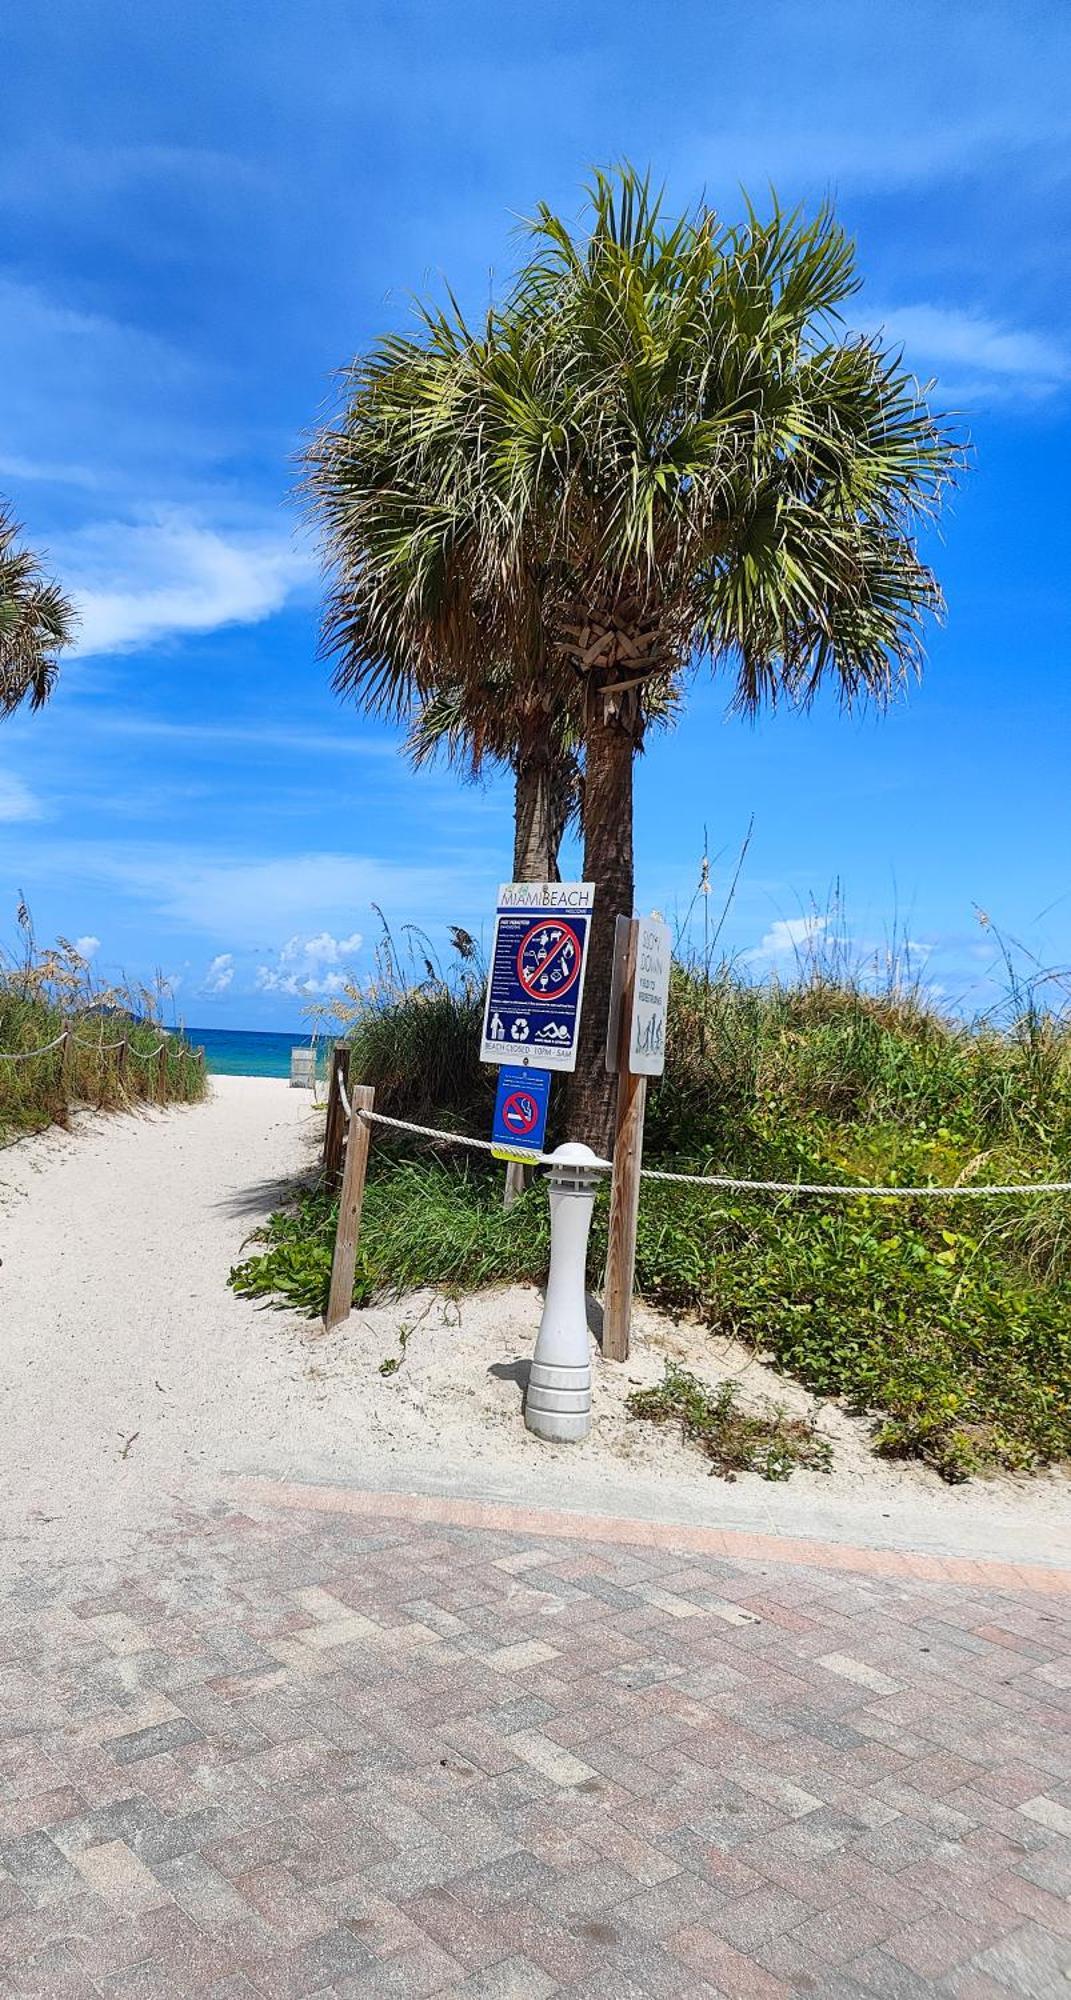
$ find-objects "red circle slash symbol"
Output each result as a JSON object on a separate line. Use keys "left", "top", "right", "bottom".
{"left": 516, "top": 920, "right": 582, "bottom": 1001}
{"left": 501, "top": 1091, "right": 539, "bottom": 1137}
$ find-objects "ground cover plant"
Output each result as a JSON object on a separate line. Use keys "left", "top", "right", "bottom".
{"left": 1, "top": 916, "right": 205, "bottom": 1139}
{"left": 232, "top": 934, "right": 1071, "bottom": 1483}
{"left": 626, "top": 1363, "right": 832, "bottom": 1482}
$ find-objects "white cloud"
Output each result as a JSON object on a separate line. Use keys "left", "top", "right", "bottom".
{"left": 866, "top": 304, "right": 1068, "bottom": 398}
{"left": 202, "top": 952, "right": 234, "bottom": 994}
{"left": 0, "top": 772, "right": 43, "bottom": 822}
{"left": 256, "top": 929, "right": 364, "bottom": 997}
{"left": 746, "top": 915, "right": 828, "bottom": 963}
{"left": 74, "top": 935, "right": 100, "bottom": 960}
{"left": 256, "top": 964, "right": 350, "bottom": 999}
{"left": 280, "top": 930, "right": 363, "bottom": 967}
{"left": 64, "top": 513, "right": 313, "bottom": 658}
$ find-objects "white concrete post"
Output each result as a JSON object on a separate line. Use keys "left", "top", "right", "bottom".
{"left": 525, "top": 1142, "right": 601, "bottom": 1443}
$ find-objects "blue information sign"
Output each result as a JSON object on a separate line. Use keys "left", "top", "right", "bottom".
{"left": 491, "top": 1064, "right": 552, "bottom": 1162}
{"left": 480, "top": 882, "right": 595, "bottom": 1073}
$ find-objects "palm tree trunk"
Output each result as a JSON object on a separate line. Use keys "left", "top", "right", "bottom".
{"left": 512, "top": 745, "right": 560, "bottom": 883}
{"left": 566, "top": 699, "right": 637, "bottom": 1153}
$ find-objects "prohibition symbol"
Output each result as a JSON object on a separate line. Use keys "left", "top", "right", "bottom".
{"left": 516, "top": 920, "right": 583, "bottom": 1000}
{"left": 501, "top": 1089, "right": 540, "bottom": 1137}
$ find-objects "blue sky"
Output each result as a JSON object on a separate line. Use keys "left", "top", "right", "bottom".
{"left": 1, "top": 0, "right": 1068, "bottom": 1029}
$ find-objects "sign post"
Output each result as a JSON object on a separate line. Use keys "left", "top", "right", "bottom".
{"left": 603, "top": 914, "right": 672, "bottom": 1361}
{"left": 482, "top": 882, "right": 594, "bottom": 1209}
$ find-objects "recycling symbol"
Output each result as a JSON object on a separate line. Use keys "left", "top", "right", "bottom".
{"left": 510, "top": 1018, "right": 530, "bottom": 1042}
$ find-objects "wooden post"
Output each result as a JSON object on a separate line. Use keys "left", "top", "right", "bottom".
{"left": 324, "top": 1084, "right": 375, "bottom": 1332}
{"left": 602, "top": 917, "right": 647, "bottom": 1362}
{"left": 503, "top": 1159, "right": 527, "bottom": 1210}
{"left": 117, "top": 1037, "right": 129, "bottom": 1088}
{"left": 59, "top": 1022, "right": 71, "bottom": 1091}
{"left": 322, "top": 1044, "right": 351, "bottom": 1185}
{"left": 156, "top": 1043, "right": 167, "bottom": 1101}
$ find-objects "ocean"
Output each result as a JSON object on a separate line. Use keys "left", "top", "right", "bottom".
{"left": 186, "top": 1026, "right": 322, "bottom": 1079}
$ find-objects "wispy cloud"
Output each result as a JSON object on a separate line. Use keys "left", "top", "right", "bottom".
{"left": 89, "top": 715, "right": 398, "bottom": 758}
{"left": 0, "top": 773, "right": 44, "bottom": 823}
{"left": 74, "top": 934, "right": 100, "bottom": 960}
{"left": 0, "top": 273, "right": 213, "bottom": 497}
{"left": 15, "top": 841, "right": 494, "bottom": 948}
{"left": 63, "top": 514, "right": 313, "bottom": 657}
{"left": 867, "top": 303, "right": 1068, "bottom": 399}
{"left": 0, "top": 141, "right": 266, "bottom": 207}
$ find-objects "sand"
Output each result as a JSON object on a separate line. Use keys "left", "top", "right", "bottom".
{"left": 2, "top": 1075, "right": 1068, "bottom": 1572}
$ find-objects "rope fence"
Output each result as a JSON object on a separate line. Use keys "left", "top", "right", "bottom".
{"left": 315, "top": 1047, "right": 1071, "bottom": 1336}
{"left": 0, "top": 1028, "right": 170, "bottom": 1064}
{"left": 0, "top": 1031, "right": 69, "bottom": 1064}
{"left": 359, "top": 1108, "right": 1071, "bottom": 1200}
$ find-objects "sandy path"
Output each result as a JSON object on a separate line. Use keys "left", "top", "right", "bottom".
{"left": 0, "top": 1077, "right": 320, "bottom": 1559}
{"left": 2, "top": 1076, "right": 1068, "bottom": 1572}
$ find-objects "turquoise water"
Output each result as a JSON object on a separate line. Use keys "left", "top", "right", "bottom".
{"left": 187, "top": 1025, "right": 321, "bottom": 1078}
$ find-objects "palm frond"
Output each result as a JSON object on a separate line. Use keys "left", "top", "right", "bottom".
{"left": 0, "top": 505, "right": 76, "bottom": 717}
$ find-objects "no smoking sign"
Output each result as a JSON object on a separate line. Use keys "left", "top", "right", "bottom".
{"left": 490, "top": 1064, "right": 551, "bottom": 1162}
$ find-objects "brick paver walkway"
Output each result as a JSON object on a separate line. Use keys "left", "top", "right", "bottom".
{"left": 2, "top": 1485, "right": 1070, "bottom": 1998}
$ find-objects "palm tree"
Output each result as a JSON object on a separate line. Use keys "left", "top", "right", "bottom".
{"left": 306, "top": 169, "right": 959, "bottom": 1151}
{"left": 404, "top": 666, "right": 680, "bottom": 886}
{"left": 405, "top": 667, "right": 581, "bottom": 882}
{"left": 0, "top": 504, "right": 76, "bottom": 716}
{"left": 305, "top": 317, "right": 588, "bottom": 891}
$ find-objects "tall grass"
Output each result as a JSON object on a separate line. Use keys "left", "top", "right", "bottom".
{"left": 1, "top": 918, "right": 205, "bottom": 1141}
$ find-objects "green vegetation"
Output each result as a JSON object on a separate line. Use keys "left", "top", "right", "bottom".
{"left": 626, "top": 1363, "right": 832, "bottom": 1482}
{"left": 1, "top": 923, "right": 205, "bottom": 1140}
{"left": 232, "top": 944, "right": 1071, "bottom": 1484}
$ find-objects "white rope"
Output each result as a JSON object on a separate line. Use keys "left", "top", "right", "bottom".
{"left": 640, "top": 1166, "right": 1071, "bottom": 1197}
{"left": 359, "top": 1109, "right": 1071, "bottom": 1199}
{"left": 338, "top": 1076, "right": 353, "bottom": 1122}
{"left": 363, "top": 1107, "right": 594, "bottom": 1170}
{"left": 0, "top": 1030, "right": 68, "bottom": 1063}
{"left": 1, "top": 1030, "right": 170, "bottom": 1065}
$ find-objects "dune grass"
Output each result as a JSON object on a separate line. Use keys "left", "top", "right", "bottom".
{"left": 1, "top": 924, "right": 205, "bottom": 1140}
{"left": 232, "top": 935, "right": 1071, "bottom": 1482}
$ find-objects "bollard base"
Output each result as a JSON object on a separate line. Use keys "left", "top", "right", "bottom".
{"left": 527, "top": 1143, "right": 600, "bottom": 1446}
{"left": 525, "top": 1360, "right": 591, "bottom": 1443}
{"left": 525, "top": 1404, "right": 591, "bottom": 1443}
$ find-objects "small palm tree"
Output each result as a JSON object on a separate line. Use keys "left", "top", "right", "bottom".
{"left": 0, "top": 504, "right": 76, "bottom": 717}
{"left": 307, "top": 169, "right": 960, "bottom": 1150}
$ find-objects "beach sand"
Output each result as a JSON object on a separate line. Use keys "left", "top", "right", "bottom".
{"left": 1, "top": 1074, "right": 1067, "bottom": 1571}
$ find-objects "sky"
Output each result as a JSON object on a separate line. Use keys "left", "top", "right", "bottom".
{"left": 1, "top": 0, "right": 1069, "bottom": 1030}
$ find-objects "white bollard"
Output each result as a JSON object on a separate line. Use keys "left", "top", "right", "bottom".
{"left": 525, "top": 1142, "right": 601, "bottom": 1443}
